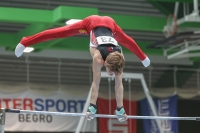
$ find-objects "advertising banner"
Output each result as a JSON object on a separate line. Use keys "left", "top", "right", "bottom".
{"left": 0, "top": 90, "right": 96, "bottom": 132}
{"left": 140, "top": 95, "right": 178, "bottom": 133}
{"left": 98, "top": 98, "right": 137, "bottom": 133}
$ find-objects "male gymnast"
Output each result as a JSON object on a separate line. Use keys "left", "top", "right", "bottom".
{"left": 15, "top": 15, "right": 150, "bottom": 122}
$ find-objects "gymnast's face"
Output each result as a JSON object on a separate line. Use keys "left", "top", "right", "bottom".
{"left": 104, "top": 62, "right": 115, "bottom": 76}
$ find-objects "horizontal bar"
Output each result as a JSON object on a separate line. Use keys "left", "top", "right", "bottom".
{"left": 101, "top": 72, "right": 143, "bottom": 79}
{"left": 5, "top": 109, "right": 199, "bottom": 121}
{"left": 5, "top": 109, "right": 20, "bottom": 113}
{"left": 1, "top": 125, "right": 4, "bottom": 133}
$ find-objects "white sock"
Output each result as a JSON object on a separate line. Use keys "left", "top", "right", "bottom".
{"left": 141, "top": 57, "right": 150, "bottom": 67}
{"left": 15, "top": 43, "right": 25, "bottom": 57}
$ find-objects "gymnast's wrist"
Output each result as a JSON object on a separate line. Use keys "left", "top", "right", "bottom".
{"left": 87, "top": 103, "right": 97, "bottom": 114}
{"left": 116, "top": 106, "right": 126, "bottom": 115}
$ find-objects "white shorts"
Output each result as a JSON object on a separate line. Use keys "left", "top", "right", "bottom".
{"left": 89, "top": 30, "right": 118, "bottom": 49}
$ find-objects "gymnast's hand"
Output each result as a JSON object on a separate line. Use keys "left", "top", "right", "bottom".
{"left": 85, "top": 112, "right": 95, "bottom": 121}
{"left": 115, "top": 106, "right": 128, "bottom": 122}
{"left": 85, "top": 103, "right": 97, "bottom": 121}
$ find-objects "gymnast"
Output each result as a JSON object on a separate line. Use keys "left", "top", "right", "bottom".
{"left": 15, "top": 15, "right": 150, "bottom": 122}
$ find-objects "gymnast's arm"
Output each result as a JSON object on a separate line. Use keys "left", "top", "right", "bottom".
{"left": 114, "top": 25, "right": 150, "bottom": 67}
{"left": 115, "top": 72, "right": 124, "bottom": 108}
{"left": 115, "top": 72, "right": 128, "bottom": 122}
{"left": 90, "top": 53, "right": 102, "bottom": 105}
{"left": 15, "top": 20, "right": 86, "bottom": 57}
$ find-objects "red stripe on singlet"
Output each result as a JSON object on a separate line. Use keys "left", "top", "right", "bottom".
{"left": 91, "top": 30, "right": 98, "bottom": 45}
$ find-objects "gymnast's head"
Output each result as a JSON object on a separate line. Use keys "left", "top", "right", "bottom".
{"left": 104, "top": 52, "right": 125, "bottom": 76}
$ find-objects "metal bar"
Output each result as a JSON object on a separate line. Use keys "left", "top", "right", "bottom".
{"left": 173, "top": 53, "right": 200, "bottom": 58}
{"left": 101, "top": 72, "right": 143, "bottom": 79}
{"left": 140, "top": 75, "right": 164, "bottom": 133}
{"left": 193, "top": 0, "right": 199, "bottom": 13}
{"left": 0, "top": 108, "right": 6, "bottom": 133}
{"left": 75, "top": 86, "right": 92, "bottom": 133}
{"left": 164, "top": 42, "right": 185, "bottom": 53}
{"left": 108, "top": 78, "right": 112, "bottom": 114}
{"left": 128, "top": 79, "right": 132, "bottom": 133}
{"left": 174, "top": 2, "right": 179, "bottom": 18}
{"left": 184, "top": 40, "right": 189, "bottom": 47}
{"left": 167, "top": 48, "right": 188, "bottom": 59}
{"left": 108, "top": 78, "right": 112, "bottom": 131}
{"left": 82, "top": 120, "right": 87, "bottom": 133}
{"left": 187, "top": 3, "right": 189, "bottom": 14}
{"left": 167, "top": 45, "right": 200, "bottom": 59}
{"left": 188, "top": 46, "right": 200, "bottom": 51}
{"left": 0, "top": 125, "right": 4, "bottom": 133}
{"left": 5, "top": 109, "right": 198, "bottom": 121}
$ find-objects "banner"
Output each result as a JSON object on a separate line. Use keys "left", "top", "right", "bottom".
{"left": 98, "top": 98, "right": 137, "bottom": 133}
{"left": 0, "top": 90, "right": 96, "bottom": 132}
{"left": 141, "top": 95, "right": 178, "bottom": 133}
